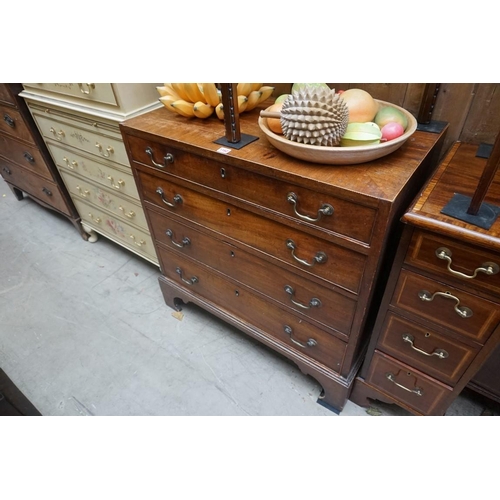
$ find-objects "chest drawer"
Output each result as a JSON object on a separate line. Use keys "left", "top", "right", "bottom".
{"left": 31, "top": 111, "right": 129, "bottom": 167}
{"left": 128, "top": 136, "right": 377, "bottom": 245}
{"left": 377, "top": 312, "right": 480, "bottom": 385}
{"left": 73, "top": 197, "right": 158, "bottom": 264}
{"left": 391, "top": 269, "right": 500, "bottom": 344}
{"left": 1, "top": 159, "right": 71, "bottom": 216}
{"left": 59, "top": 170, "right": 148, "bottom": 231}
{"left": 149, "top": 209, "right": 356, "bottom": 338}
{"left": 0, "top": 134, "right": 52, "bottom": 180}
{"left": 47, "top": 142, "right": 139, "bottom": 199}
{"left": 365, "top": 351, "right": 452, "bottom": 415}
{"left": 159, "top": 248, "right": 347, "bottom": 372}
{"left": 0, "top": 84, "right": 15, "bottom": 105}
{"left": 406, "top": 229, "right": 500, "bottom": 296}
{"left": 1, "top": 104, "right": 34, "bottom": 144}
{"left": 23, "top": 83, "right": 118, "bottom": 106}
{"left": 138, "top": 169, "right": 366, "bottom": 294}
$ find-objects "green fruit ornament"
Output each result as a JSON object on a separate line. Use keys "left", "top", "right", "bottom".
{"left": 374, "top": 106, "right": 408, "bottom": 130}
{"left": 340, "top": 122, "right": 382, "bottom": 147}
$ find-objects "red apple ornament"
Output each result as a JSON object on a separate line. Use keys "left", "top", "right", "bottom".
{"left": 381, "top": 122, "right": 405, "bottom": 142}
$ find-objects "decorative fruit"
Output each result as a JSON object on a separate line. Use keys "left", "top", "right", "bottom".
{"left": 381, "top": 122, "right": 405, "bottom": 141}
{"left": 340, "top": 88, "right": 379, "bottom": 123}
{"left": 279, "top": 86, "right": 349, "bottom": 146}
{"left": 266, "top": 102, "right": 284, "bottom": 134}
{"left": 340, "top": 122, "right": 382, "bottom": 147}
{"left": 374, "top": 105, "right": 408, "bottom": 130}
{"left": 275, "top": 93, "right": 291, "bottom": 104}
{"left": 291, "top": 83, "right": 330, "bottom": 93}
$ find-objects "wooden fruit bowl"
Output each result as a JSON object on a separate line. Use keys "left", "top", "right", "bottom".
{"left": 258, "top": 99, "right": 417, "bottom": 165}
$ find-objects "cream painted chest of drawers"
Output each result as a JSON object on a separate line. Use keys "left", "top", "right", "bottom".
{"left": 20, "top": 83, "right": 162, "bottom": 265}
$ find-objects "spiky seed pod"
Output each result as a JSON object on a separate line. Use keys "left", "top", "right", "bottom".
{"left": 280, "top": 87, "right": 349, "bottom": 146}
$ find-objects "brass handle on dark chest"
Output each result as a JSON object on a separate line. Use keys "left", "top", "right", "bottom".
{"left": 3, "top": 113, "right": 15, "bottom": 128}
{"left": 402, "top": 334, "right": 448, "bottom": 359}
{"left": 418, "top": 289, "right": 473, "bottom": 318}
{"left": 284, "top": 285, "right": 321, "bottom": 309}
{"left": 145, "top": 147, "right": 174, "bottom": 168}
{"left": 287, "top": 192, "right": 334, "bottom": 222}
{"left": 286, "top": 239, "right": 327, "bottom": 267}
{"left": 385, "top": 372, "right": 423, "bottom": 396}
{"left": 284, "top": 325, "right": 317, "bottom": 348}
{"left": 436, "top": 247, "right": 499, "bottom": 279}
{"left": 166, "top": 229, "right": 191, "bottom": 248}
{"left": 156, "top": 187, "right": 182, "bottom": 208}
{"left": 176, "top": 267, "right": 198, "bottom": 285}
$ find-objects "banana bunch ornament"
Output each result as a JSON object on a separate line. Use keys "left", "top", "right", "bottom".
{"left": 156, "top": 83, "right": 275, "bottom": 120}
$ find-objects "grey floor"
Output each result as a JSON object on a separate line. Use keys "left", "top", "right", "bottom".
{"left": 1, "top": 184, "right": 498, "bottom": 416}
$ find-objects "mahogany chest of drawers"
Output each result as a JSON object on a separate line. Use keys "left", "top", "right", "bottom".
{"left": 0, "top": 83, "right": 87, "bottom": 239}
{"left": 119, "top": 104, "right": 446, "bottom": 412}
{"left": 351, "top": 142, "right": 500, "bottom": 415}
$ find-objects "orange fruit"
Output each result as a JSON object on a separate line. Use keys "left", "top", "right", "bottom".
{"left": 340, "top": 88, "right": 379, "bottom": 123}
{"left": 266, "top": 102, "right": 283, "bottom": 134}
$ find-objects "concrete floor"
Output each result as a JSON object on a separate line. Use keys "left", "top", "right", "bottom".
{"left": 1, "top": 184, "right": 498, "bottom": 416}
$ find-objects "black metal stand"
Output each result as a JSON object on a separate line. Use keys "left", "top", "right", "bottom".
{"left": 214, "top": 83, "right": 258, "bottom": 150}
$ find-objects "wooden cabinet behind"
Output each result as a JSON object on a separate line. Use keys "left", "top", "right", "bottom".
{"left": 350, "top": 142, "right": 500, "bottom": 415}
{"left": 0, "top": 83, "right": 87, "bottom": 239}
{"left": 119, "top": 104, "right": 447, "bottom": 412}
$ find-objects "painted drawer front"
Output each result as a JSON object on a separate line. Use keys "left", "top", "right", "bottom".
{"left": 148, "top": 208, "right": 356, "bottom": 339}
{"left": 365, "top": 351, "right": 453, "bottom": 415}
{"left": 32, "top": 112, "right": 128, "bottom": 167}
{"left": 377, "top": 312, "right": 480, "bottom": 385}
{"left": 1, "top": 104, "right": 33, "bottom": 144}
{"left": 59, "top": 170, "right": 148, "bottom": 232}
{"left": 73, "top": 198, "right": 157, "bottom": 264}
{"left": 158, "top": 245, "right": 347, "bottom": 373}
{"left": 406, "top": 229, "right": 500, "bottom": 297}
{"left": 0, "top": 134, "right": 52, "bottom": 180}
{"left": 47, "top": 142, "right": 139, "bottom": 199}
{"left": 128, "top": 135, "right": 377, "bottom": 245}
{"left": 0, "top": 159, "right": 71, "bottom": 216}
{"left": 138, "top": 169, "right": 366, "bottom": 294}
{"left": 23, "top": 83, "right": 118, "bottom": 107}
{"left": 392, "top": 269, "right": 500, "bottom": 344}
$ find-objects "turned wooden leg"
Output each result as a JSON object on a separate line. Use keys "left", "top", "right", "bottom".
{"left": 81, "top": 223, "right": 98, "bottom": 243}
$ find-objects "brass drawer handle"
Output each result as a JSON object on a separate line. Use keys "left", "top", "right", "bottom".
{"left": 76, "top": 186, "right": 90, "bottom": 198}
{"left": 4, "top": 113, "right": 15, "bottom": 127}
{"left": 284, "top": 325, "right": 317, "bottom": 348}
{"left": 63, "top": 157, "right": 78, "bottom": 169}
{"left": 436, "top": 247, "right": 499, "bottom": 279}
{"left": 145, "top": 147, "right": 174, "bottom": 168}
{"left": 287, "top": 192, "right": 334, "bottom": 222}
{"left": 418, "top": 289, "right": 473, "bottom": 318}
{"left": 284, "top": 285, "right": 321, "bottom": 309}
{"left": 23, "top": 152, "right": 35, "bottom": 163}
{"left": 130, "top": 235, "right": 146, "bottom": 247}
{"left": 50, "top": 127, "right": 65, "bottom": 140}
{"left": 2, "top": 166, "right": 11, "bottom": 175}
{"left": 286, "top": 239, "right": 327, "bottom": 267}
{"left": 156, "top": 187, "right": 182, "bottom": 207}
{"left": 402, "top": 334, "right": 449, "bottom": 359}
{"left": 95, "top": 142, "right": 114, "bottom": 158}
{"left": 166, "top": 229, "right": 191, "bottom": 248}
{"left": 176, "top": 267, "right": 198, "bottom": 285}
{"left": 88, "top": 213, "right": 101, "bottom": 223}
{"left": 385, "top": 372, "right": 423, "bottom": 396}
{"left": 107, "top": 175, "right": 124, "bottom": 190}
{"left": 78, "top": 83, "right": 95, "bottom": 95}
{"left": 119, "top": 206, "right": 135, "bottom": 219}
